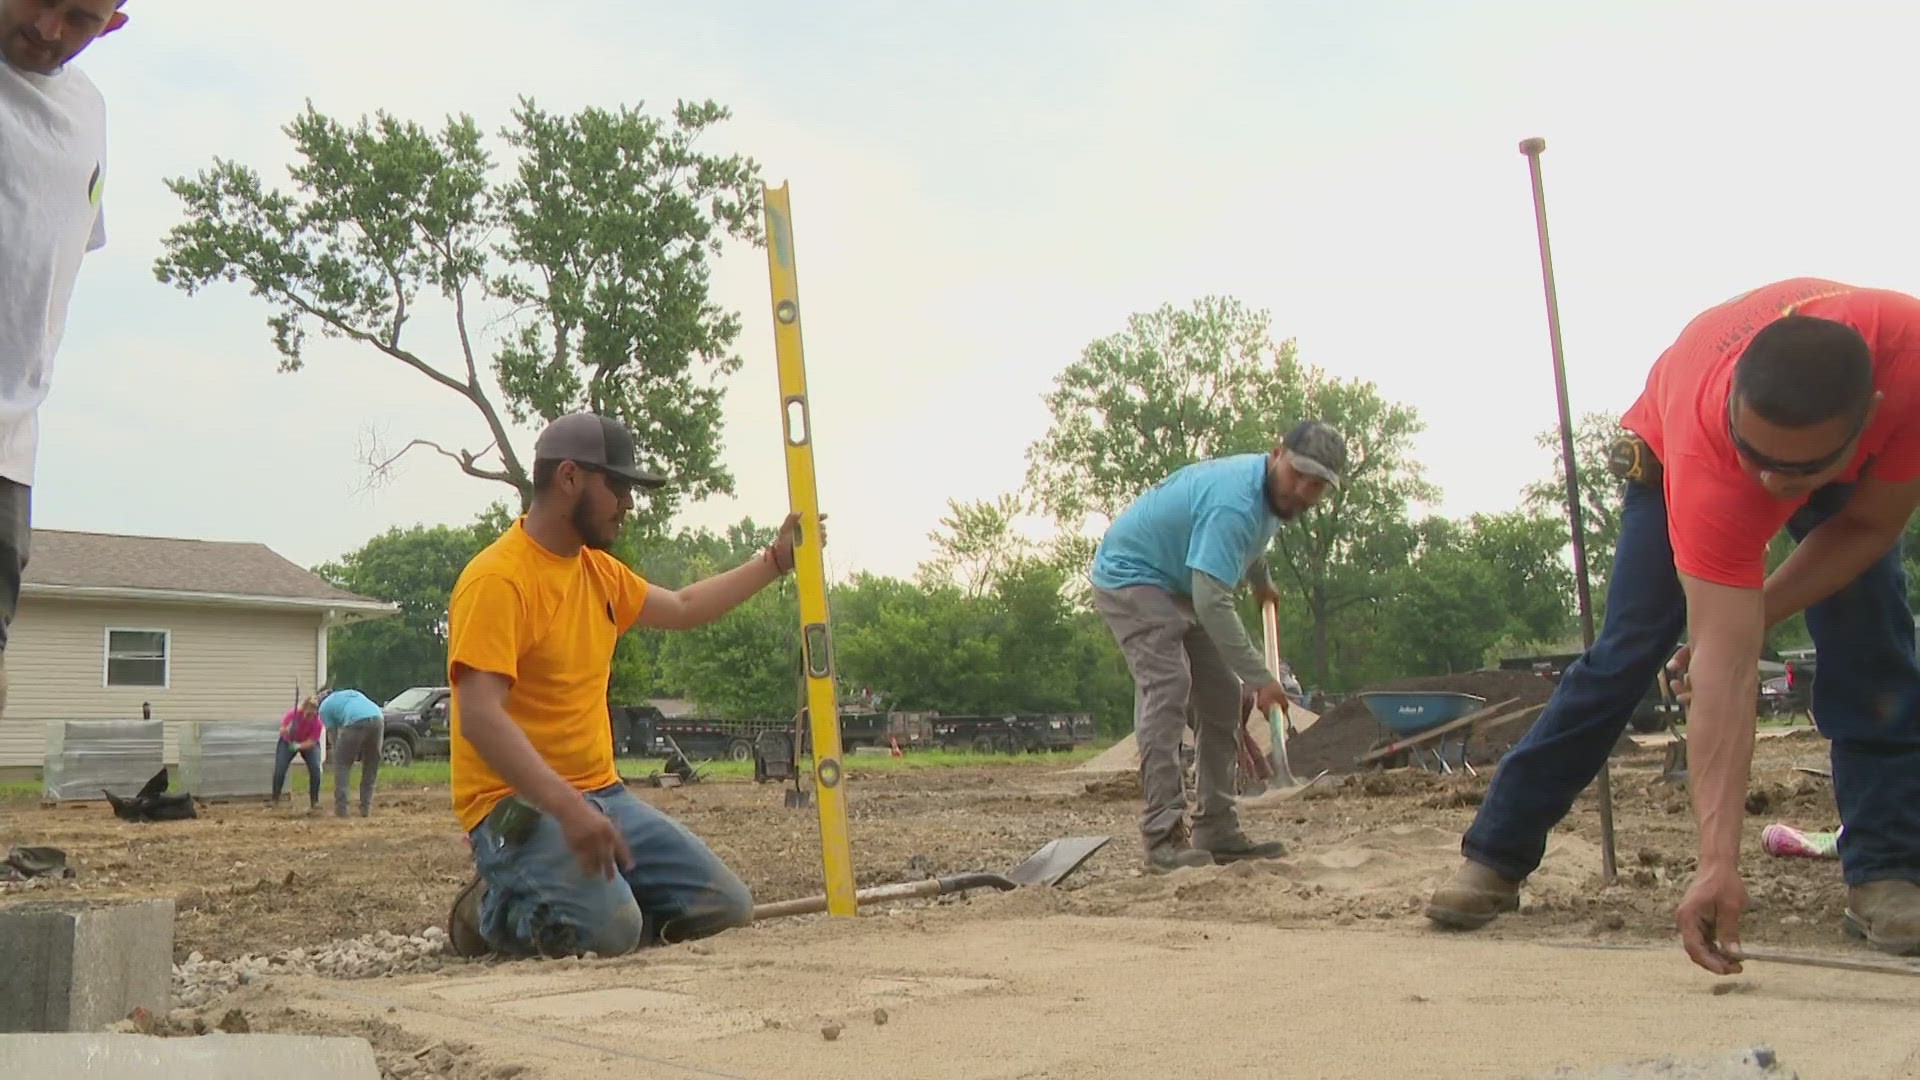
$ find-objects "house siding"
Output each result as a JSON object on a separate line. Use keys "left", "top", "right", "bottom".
{"left": 1, "top": 595, "right": 323, "bottom": 770}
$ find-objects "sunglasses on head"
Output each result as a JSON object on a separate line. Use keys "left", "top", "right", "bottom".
{"left": 1725, "top": 389, "right": 1867, "bottom": 478}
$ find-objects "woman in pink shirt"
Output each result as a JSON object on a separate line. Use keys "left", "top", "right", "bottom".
{"left": 271, "top": 696, "right": 324, "bottom": 811}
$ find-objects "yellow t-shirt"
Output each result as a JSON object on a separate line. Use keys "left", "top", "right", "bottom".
{"left": 445, "top": 518, "right": 649, "bottom": 832}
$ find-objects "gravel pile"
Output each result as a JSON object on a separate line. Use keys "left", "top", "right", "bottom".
{"left": 173, "top": 926, "right": 453, "bottom": 1008}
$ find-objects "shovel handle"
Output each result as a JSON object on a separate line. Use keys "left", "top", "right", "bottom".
{"left": 751, "top": 873, "right": 1016, "bottom": 921}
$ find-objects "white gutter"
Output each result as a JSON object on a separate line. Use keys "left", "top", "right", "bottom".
{"left": 23, "top": 582, "right": 398, "bottom": 622}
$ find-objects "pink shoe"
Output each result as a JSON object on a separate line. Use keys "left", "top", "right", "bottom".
{"left": 1761, "top": 823, "right": 1840, "bottom": 859}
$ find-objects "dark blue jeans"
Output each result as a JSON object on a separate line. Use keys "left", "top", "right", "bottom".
{"left": 1464, "top": 479, "right": 1920, "bottom": 887}
{"left": 470, "top": 783, "right": 755, "bottom": 957}
{"left": 271, "top": 739, "right": 321, "bottom": 804}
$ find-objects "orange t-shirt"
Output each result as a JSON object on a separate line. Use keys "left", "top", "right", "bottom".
{"left": 445, "top": 519, "right": 650, "bottom": 832}
{"left": 1620, "top": 278, "right": 1920, "bottom": 589}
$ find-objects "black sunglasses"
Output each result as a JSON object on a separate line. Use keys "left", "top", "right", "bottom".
{"left": 1725, "top": 389, "right": 1867, "bottom": 478}
{"left": 571, "top": 462, "right": 636, "bottom": 499}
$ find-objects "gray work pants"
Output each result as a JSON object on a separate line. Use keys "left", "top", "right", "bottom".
{"left": 331, "top": 720, "right": 384, "bottom": 816}
{"left": 1093, "top": 584, "right": 1245, "bottom": 846}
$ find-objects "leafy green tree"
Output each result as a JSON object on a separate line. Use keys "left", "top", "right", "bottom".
{"left": 1370, "top": 513, "right": 1574, "bottom": 678}
{"left": 1523, "top": 410, "right": 1625, "bottom": 615}
{"left": 918, "top": 494, "right": 1032, "bottom": 598}
{"left": 1026, "top": 296, "right": 1303, "bottom": 524}
{"left": 1265, "top": 368, "right": 1435, "bottom": 684}
{"left": 153, "top": 97, "right": 763, "bottom": 524}
{"left": 316, "top": 523, "right": 492, "bottom": 701}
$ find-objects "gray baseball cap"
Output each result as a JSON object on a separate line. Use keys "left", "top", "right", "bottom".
{"left": 1282, "top": 419, "right": 1348, "bottom": 488}
{"left": 533, "top": 412, "right": 667, "bottom": 489}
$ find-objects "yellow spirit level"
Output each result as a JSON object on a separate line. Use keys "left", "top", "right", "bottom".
{"left": 761, "top": 182, "right": 857, "bottom": 917}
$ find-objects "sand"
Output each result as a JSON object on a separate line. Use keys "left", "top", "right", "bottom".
{"left": 7, "top": 731, "right": 1909, "bottom": 1079}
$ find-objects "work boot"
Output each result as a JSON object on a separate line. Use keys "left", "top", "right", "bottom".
{"left": 1144, "top": 827, "right": 1213, "bottom": 873}
{"left": 447, "top": 875, "right": 492, "bottom": 958}
{"left": 1194, "top": 829, "right": 1288, "bottom": 864}
{"left": 1424, "top": 859, "right": 1522, "bottom": 929}
{"left": 1844, "top": 880, "right": 1920, "bottom": 955}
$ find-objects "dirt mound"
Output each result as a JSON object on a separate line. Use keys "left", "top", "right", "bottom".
{"left": 1288, "top": 670, "right": 1558, "bottom": 777}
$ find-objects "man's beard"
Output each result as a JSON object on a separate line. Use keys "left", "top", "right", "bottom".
{"left": 571, "top": 501, "right": 616, "bottom": 550}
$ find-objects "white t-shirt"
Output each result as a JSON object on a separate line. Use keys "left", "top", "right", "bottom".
{"left": 0, "top": 59, "right": 107, "bottom": 488}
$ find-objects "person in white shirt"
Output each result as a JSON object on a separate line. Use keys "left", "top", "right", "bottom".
{"left": 0, "top": 0, "right": 125, "bottom": 713}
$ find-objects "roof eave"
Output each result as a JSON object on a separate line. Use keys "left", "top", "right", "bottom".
{"left": 22, "top": 582, "right": 399, "bottom": 620}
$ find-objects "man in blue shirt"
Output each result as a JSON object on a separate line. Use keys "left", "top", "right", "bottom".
{"left": 1091, "top": 420, "right": 1347, "bottom": 871}
{"left": 318, "top": 687, "right": 387, "bottom": 818}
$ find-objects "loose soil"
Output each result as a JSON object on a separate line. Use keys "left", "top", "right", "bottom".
{"left": 4, "top": 731, "right": 1913, "bottom": 1079}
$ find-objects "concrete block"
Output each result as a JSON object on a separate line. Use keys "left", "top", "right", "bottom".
{"left": 0, "top": 900, "right": 174, "bottom": 1033}
{"left": 0, "top": 1033, "right": 381, "bottom": 1079}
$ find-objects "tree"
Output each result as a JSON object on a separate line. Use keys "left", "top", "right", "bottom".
{"left": 613, "top": 517, "right": 783, "bottom": 709}
{"left": 918, "top": 494, "right": 1033, "bottom": 598}
{"left": 1523, "top": 410, "right": 1625, "bottom": 612}
{"left": 1371, "top": 512, "right": 1575, "bottom": 678}
{"left": 1265, "top": 368, "right": 1436, "bottom": 683}
{"left": 1464, "top": 510, "right": 1577, "bottom": 645}
{"left": 316, "top": 523, "right": 493, "bottom": 701}
{"left": 1025, "top": 296, "right": 1305, "bottom": 525}
{"left": 154, "top": 97, "right": 763, "bottom": 524}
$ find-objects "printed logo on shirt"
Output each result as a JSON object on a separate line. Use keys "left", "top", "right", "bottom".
{"left": 87, "top": 163, "right": 103, "bottom": 207}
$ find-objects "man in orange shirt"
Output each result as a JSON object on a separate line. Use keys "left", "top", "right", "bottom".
{"left": 444, "top": 412, "right": 809, "bottom": 958}
{"left": 1426, "top": 279, "right": 1920, "bottom": 968}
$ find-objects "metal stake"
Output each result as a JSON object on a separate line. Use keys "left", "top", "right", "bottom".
{"left": 1519, "top": 136, "right": 1617, "bottom": 885}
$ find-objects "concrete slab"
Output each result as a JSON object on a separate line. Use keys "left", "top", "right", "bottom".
{"left": 0, "top": 1033, "right": 380, "bottom": 1080}
{"left": 0, "top": 900, "right": 174, "bottom": 1033}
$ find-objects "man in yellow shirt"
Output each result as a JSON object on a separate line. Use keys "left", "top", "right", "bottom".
{"left": 444, "top": 411, "right": 807, "bottom": 958}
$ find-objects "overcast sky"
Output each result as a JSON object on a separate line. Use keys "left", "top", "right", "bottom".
{"left": 36, "top": 0, "right": 1920, "bottom": 582}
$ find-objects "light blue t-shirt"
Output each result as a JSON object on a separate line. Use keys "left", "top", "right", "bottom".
{"left": 1090, "top": 453, "right": 1279, "bottom": 597}
{"left": 319, "top": 689, "right": 384, "bottom": 730}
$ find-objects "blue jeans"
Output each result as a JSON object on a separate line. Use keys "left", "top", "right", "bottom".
{"left": 1464, "top": 479, "right": 1920, "bottom": 888}
{"left": 271, "top": 739, "right": 321, "bottom": 804}
{"left": 469, "top": 783, "right": 754, "bottom": 957}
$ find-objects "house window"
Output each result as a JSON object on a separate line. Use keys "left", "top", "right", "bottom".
{"left": 105, "top": 628, "right": 170, "bottom": 689}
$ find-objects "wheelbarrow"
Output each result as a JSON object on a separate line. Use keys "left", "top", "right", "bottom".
{"left": 1355, "top": 691, "right": 1489, "bottom": 773}
{"left": 750, "top": 835, "right": 1111, "bottom": 922}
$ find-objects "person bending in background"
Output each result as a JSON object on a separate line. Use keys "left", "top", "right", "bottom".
{"left": 318, "top": 687, "right": 386, "bottom": 818}
{"left": 271, "top": 695, "right": 323, "bottom": 812}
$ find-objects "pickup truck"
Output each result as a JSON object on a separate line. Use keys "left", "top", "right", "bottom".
{"left": 378, "top": 685, "right": 452, "bottom": 767}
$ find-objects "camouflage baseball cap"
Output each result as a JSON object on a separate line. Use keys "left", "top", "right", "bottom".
{"left": 533, "top": 412, "right": 667, "bottom": 489}
{"left": 1282, "top": 419, "right": 1348, "bottom": 488}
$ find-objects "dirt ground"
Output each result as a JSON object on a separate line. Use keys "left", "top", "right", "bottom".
{"left": 4, "top": 730, "right": 1916, "bottom": 1079}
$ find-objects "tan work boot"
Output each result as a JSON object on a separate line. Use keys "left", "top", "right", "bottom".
{"left": 1145, "top": 826, "right": 1213, "bottom": 873}
{"left": 1194, "top": 829, "right": 1288, "bottom": 864}
{"left": 1424, "top": 860, "right": 1522, "bottom": 929}
{"left": 447, "top": 875, "right": 492, "bottom": 958}
{"left": 1844, "top": 880, "right": 1920, "bottom": 955}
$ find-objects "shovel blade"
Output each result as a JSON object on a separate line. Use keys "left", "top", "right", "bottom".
{"left": 1003, "top": 836, "right": 1111, "bottom": 888}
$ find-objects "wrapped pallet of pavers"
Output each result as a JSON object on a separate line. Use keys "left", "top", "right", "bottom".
{"left": 42, "top": 719, "right": 166, "bottom": 802}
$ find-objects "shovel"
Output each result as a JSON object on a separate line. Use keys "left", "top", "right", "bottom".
{"left": 1261, "top": 599, "right": 1301, "bottom": 789}
{"left": 750, "top": 835, "right": 1111, "bottom": 921}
